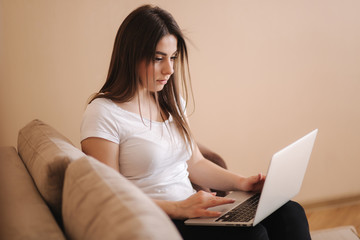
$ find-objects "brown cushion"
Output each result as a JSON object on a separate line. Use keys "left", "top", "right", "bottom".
{"left": 62, "top": 156, "right": 182, "bottom": 240}
{"left": 0, "top": 147, "right": 66, "bottom": 240}
{"left": 17, "top": 119, "right": 86, "bottom": 223}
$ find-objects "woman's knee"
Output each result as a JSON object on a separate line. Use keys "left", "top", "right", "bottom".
{"left": 281, "top": 201, "right": 308, "bottom": 221}
{"left": 262, "top": 201, "right": 311, "bottom": 240}
{"left": 263, "top": 201, "right": 308, "bottom": 226}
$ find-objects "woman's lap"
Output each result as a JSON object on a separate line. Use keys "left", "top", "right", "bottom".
{"left": 172, "top": 201, "right": 311, "bottom": 240}
{"left": 172, "top": 220, "right": 268, "bottom": 240}
{"left": 262, "top": 201, "right": 311, "bottom": 240}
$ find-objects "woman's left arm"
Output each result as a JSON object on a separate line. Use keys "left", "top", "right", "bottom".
{"left": 187, "top": 144, "right": 265, "bottom": 193}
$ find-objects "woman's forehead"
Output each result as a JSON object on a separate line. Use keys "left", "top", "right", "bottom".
{"left": 155, "top": 34, "right": 178, "bottom": 55}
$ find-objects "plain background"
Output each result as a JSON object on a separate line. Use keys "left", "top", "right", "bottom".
{"left": 1, "top": 0, "right": 359, "bottom": 204}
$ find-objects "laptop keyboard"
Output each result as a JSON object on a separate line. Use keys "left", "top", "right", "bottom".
{"left": 216, "top": 193, "right": 260, "bottom": 222}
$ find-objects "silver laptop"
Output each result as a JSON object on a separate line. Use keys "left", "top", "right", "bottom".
{"left": 185, "top": 129, "right": 318, "bottom": 227}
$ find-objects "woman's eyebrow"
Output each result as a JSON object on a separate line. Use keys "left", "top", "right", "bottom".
{"left": 155, "top": 51, "right": 178, "bottom": 56}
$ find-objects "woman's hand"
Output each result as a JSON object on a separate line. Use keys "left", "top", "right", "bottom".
{"left": 238, "top": 173, "right": 266, "bottom": 192}
{"left": 155, "top": 190, "right": 235, "bottom": 220}
{"left": 176, "top": 191, "right": 236, "bottom": 219}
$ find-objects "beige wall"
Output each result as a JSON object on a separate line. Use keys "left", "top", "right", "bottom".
{"left": 1, "top": 0, "right": 359, "bottom": 204}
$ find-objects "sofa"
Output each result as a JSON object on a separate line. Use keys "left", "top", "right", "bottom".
{"left": 0, "top": 119, "right": 227, "bottom": 240}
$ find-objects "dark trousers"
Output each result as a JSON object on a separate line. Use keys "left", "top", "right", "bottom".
{"left": 172, "top": 201, "right": 311, "bottom": 240}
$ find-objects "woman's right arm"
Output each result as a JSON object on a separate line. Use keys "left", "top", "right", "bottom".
{"left": 81, "top": 137, "right": 235, "bottom": 220}
{"left": 81, "top": 137, "right": 120, "bottom": 172}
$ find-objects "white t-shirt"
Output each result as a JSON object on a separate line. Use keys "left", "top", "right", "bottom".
{"left": 80, "top": 98, "right": 196, "bottom": 201}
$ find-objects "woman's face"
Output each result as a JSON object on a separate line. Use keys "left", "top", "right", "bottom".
{"left": 138, "top": 34, "right": 178, "bottom": 92}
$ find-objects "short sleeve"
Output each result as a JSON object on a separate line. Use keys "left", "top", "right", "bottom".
{"left": 80, "top": 99, "right": 120, "bottom": 144}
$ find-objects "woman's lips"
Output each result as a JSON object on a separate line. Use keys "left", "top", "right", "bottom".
{"left": 157, "top": 79, "right": 168, "bottom": 85}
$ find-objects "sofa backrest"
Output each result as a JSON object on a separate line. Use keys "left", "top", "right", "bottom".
{"left": 17, "top": 119, "right": 86, "bottom": 225}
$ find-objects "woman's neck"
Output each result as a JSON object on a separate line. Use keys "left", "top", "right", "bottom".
{"left": 116, "top": 91, "right": 168, "bottom": 122}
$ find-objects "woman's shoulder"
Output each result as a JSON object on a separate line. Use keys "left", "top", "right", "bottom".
{"left": 81, "top": 98, "right": 123, "bottom": 143}
{"left": 83, "top": 98, "right": 118, "bottom": 121}
{"left": 86, "top": 98, "right": 139, "bottom": 124}
{"left": 86, "top": 98, "right": 119, "bottom": 113}
{"left": 89, "top": 97, "right": 114, "bottom": 107}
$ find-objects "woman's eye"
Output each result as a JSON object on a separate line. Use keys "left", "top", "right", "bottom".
{"left": 153, "top": 55, "right": 177, "bottom": 62}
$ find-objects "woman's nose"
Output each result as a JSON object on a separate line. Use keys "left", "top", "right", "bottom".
{"left": 162, "top": 59, "right": 174, "bottom": 76}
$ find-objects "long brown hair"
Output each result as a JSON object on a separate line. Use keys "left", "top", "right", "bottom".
{"left": 91, "top": 5, "right": 194, "bottom": 147}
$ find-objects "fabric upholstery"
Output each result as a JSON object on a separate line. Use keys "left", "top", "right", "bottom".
{"left": 17, "top": 119, "right": 86, "bottom": 223}
{"left": 0, "top": 147, "right": 66, "bottom": 240}
{"left": 62, "top": 156, "right": 182, "bottom": 240}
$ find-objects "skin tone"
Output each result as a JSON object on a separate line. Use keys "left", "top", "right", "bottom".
{"left": 81, "top": 34, "right": 266, "bottom": 220}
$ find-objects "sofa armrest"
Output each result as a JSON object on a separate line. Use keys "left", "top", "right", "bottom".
{"left": 0, "top": 147, "right": 65, "bottom": 240}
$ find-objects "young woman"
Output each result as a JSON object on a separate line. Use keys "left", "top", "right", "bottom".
{"left": 81, "top": 5, "right": 311, "bottom": 240}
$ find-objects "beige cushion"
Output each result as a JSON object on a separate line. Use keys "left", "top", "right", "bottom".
{"left": 17, "top": 119, "right": 86, "bottom": 222}
{"left": 62, "top": 156, "right": 182, "bottom": 240}
{"left": 0, "top": 147, "right": 66, "bottom": 240}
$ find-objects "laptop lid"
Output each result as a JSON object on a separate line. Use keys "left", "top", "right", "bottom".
{"left": 253, "top": 129, "right": 318, "bottom": 225}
